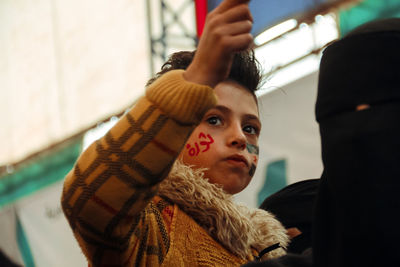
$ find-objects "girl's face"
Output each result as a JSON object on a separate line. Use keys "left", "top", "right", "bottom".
{"left": 179, "top": 80, "right": 261, "bottom": 194}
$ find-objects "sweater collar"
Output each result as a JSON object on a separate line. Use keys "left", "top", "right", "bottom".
{"left": 158, "top": 160, "right": 289, "bottom": 260}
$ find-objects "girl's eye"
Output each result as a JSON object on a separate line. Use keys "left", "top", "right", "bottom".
{"left": 206, "top": 116, "right": 222, "bottom": 126}
{"left": 243, "top": 125, "right": 258, "bottom": 135}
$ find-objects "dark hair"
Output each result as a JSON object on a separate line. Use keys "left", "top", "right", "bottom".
{"left": 146, "top": 50, "right": 263, "bottom": 101}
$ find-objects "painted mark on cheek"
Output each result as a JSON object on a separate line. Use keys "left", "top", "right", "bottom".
{"left": 246, "top": 143, "right": 259, "bottom": 176}
{"left": 253, "top": 156, "right": 258, "bottom": 164}
{"left": 199, "top": 132, "right": 214, "bottom": 152}
{"left": 186, "top": 143, "right": 200, "bottom": 156}
{"left": 186, "top": 132, "right": 214, "bottom": 156}
{"left": 246, "top": 143, "right": 259, "bottom": 155}
{"left": 249, "top": 163, "right": 256, "bottom": 177}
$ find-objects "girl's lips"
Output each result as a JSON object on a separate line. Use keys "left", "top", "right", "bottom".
{"left": 225, "top": 155, "right": 249, "bottom": 167}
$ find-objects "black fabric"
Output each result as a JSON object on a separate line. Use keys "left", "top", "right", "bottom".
{"left": 313, "top": 18, "right": 400, "bottom": 267}
{"left": 0, "top": 250, "right": 21, "bottom": 267}
{"left": 258, "top": 243, "right": 282, "bottom": 258}
{"left": 260, "top": 179, "right": 319, "bottom": 254}
{"left": 285, "top": 230, "right": 312, "bottom": 255}
{"left": 260, "top": 179, "right": 319, "bottom": 230}
{"left": 316, "top": 19, "right": 400, "bottom": 122}
{"left": 242, "top": 249, "right": 313, "bottom": 267}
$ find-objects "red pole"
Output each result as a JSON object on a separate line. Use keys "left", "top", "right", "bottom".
{"left": 195, "top": 0, "right": 208, "bottom": 38}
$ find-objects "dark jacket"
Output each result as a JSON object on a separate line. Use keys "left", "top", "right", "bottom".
{"left": 0, "top": 250, "right": 21, "bottom": 267}
{"left": 242, "top": 249, "right": 312, "bottom": 267}
{"left": 313, "top": 18, "right": 400, "bottom": 267}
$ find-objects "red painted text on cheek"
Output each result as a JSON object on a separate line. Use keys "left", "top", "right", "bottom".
{"left": 253, "top": 155, "right": 258, "bottom": 164}
{"left": 186, "top": 132, "right": 214, "bottom": 156}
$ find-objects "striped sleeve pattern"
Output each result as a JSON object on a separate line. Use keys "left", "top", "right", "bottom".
{"left": 61, "top": 70, "right": 217, "bottom": 266}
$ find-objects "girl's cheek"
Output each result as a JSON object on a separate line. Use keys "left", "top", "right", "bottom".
{"left": 185, "top": 132, "right": 215, "bottom": 157}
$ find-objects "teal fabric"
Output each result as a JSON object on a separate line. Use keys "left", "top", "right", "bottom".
{"left": 0, "top": 139, "right": 82, "bottom": 208}
{"left": 257, "top": 159, "right": 287, "bottom": 206}
{"left": 339, "top": 0, "right": 400, "bottom": 36}
{"left": 16, "top": 214, "right": 35, "bottom": 267}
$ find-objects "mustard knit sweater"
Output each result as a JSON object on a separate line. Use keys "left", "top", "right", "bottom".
{"left": 61, "top": 70, "right": 288, "bottom": 267}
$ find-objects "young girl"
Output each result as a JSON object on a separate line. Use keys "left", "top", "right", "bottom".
{"left": 61, "top": 0, "right": 288, "bottom": 266}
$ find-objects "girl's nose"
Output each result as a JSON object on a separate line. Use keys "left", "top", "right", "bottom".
{"left": 227, "top": 124, "right": 246, "bottom": 150}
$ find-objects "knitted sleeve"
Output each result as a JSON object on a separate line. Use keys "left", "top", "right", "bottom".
{"left": 61, "top": 70, "right": 217, "bottom": 266}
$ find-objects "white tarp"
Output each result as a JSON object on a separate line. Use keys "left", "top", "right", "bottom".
{"left": 0, "top": 180, "right": 87, "bottom": 267}
{"left": 16, "top": 180, "right": 86, "bottom": 267}
{"left": 0, "top": 0, "right": 150, "bottom": 165}
{"left": 0, "top": 206, "right": 24, "bottom": 266}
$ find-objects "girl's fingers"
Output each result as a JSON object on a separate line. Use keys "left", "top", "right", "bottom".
{"left": 214, "top": 0, "right": 250, "bottom": 14}
{"left": 182, "top": 0, "right": 253, "bottom": 88}
{"left": 217, "top": 4, "right": 253, "bottom": 24}
{"left": 217, "top": 20, "right": 253, "bottom": 37}
{"left": 222, "top": 33, "right": 254, "bottom": 53}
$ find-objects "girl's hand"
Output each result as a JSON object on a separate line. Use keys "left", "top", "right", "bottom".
{"left": 184, "top": 0, "right": 253, "bottom": 88}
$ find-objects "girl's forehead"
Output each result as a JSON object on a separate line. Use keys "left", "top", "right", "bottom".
{"left": 214, "top": 81, "right": 259, "bottom": 117}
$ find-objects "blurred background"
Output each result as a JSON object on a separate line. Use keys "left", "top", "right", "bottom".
{"left": 1, "top": 0, "right": 399, "bottom": 266}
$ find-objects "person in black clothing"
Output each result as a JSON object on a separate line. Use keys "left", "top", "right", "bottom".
{"left": 244, "top": 17, "right": 400, "bottom": 267}
{"left": 242, "top": 179, "right": 319, "bottom": 267}
{"left": 260, "top": 179, "right": 319, "bottom": 255}
{"left": 313, "top": 18, "right": 400, "bottom": 267}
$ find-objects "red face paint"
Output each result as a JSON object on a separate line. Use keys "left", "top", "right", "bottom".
{"left": 186, "top": 143, "right": 200, "bottom": 156}
{"left": 186, "top": 132, "right": 214, "bottom": 156}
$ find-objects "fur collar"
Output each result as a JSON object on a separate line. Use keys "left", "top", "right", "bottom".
{"left": 158, "top": 161, "right": 289, "bottom": 260}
